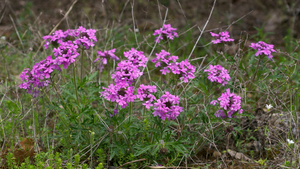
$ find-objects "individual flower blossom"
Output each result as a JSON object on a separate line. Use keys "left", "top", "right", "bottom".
{"left": 249, "top": 41, "right": 276, "bottom": 60}
{"left": 287, "top": 139, "right": 294, "bottom": 144}
{"left": 94, "top": 49, "right": 119, "bottom": 64}
{"left": 124, "top": 48, "right": 148, "bottom": 67}
{"left": 111, "top": 60, "right": 143, "bottom": 85}
{"left": 153, "top": 24, "right": 178, "bottom": 43}
{"left": 19, "top": 56, "right": 61, "bottom": 97}
{"left": 211, "top": 88, "right": 243, "bottom": 119}
{"left": 265, "top": 104, "right": 273, "bottom": 112}
{"left": 110, "top": 107, "right": 119, "bottom": 117}
{"left": 204, "top": 65, "right": 231, "bottom": 86}
{"left": 152, "top": 50, "right": 178, "bottom": 68}
{"left": 210, "top": 31, "right": 234, "bottom": 44}
{"left": 152, "top": 91, "right": 183, "bottom": 120}
{"left": 94, "top": 49, "right": 119, "bottom": 72}
{"left": 210, "top": 100, "right": 218, "bottom": 106}
{"left": 137, "top": 84, "right": 157, "bottom": 109}
{"left": 101, "top": 82, "right": 136, "bottom": 108}
{"left": 214, "top": 110, "right": 227, "bottom": 119}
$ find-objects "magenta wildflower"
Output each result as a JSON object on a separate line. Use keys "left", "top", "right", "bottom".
{"left": 153, "top": 91, "right": 183, "bottom": 120}
{"left": 152, "top": 50, "right": 178, "bottom": 67}
{"left": 204, "top": 65, "right": 231, "bottom": 86}
{"left": 73, "top": 26, "right": 97, "bottom": 49}
{"left": 52, "top": 42, "right": 80, "bottom": 69}
{"left": 43, "top": 26, "right": 97, "bottom": 49}
{"left": 177, "top": 59, "right": 196, "bottom": 83}
{"left": 137, "top": 84, "right": 157, "bottom": 109}
{"left": 101, "top": 82, "right": 136, "bottom": 108}
{"left": 124, "top": 48, "right": 148, "bottom": 67}
{"left": 94, "top": 49, "right": 119, "bottom": 72}
{"left": 211, "top": 88, "right": 243, "bottom": 118}
{"left": 110, "top": 107, "right": 119, "bottom": 117}
{"left": 111, "top": 60, "right": 143, "bottom": 85}
{"left": 94, "top": 49, "right": 119, "bottom": 64}
{"left": 153, "top": 24, "right": 178, "bottom": 43}
{"left": 214, "top": 110, "right": 227, "bottom": 119}
{"left": 162, "top": 60, "right": 195, "bottom": 83}
{"left": 249, "top": 41, "right": 276, "bottom": 60}
{"left": 210, "top": 31, "right": 234, "bottom": 44}
{"left": 19, "top": 56, "right": 60, "bottom": 97}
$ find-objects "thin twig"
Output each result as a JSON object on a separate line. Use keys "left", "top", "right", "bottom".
{"left": 188, "top": 0, "right": 217, "bottom": 60}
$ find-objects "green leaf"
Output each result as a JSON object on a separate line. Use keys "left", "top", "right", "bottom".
{"left": 134, "top": 144, "right": 155, "bottom": 156}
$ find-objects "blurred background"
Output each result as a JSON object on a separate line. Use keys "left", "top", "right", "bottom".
{"left": 1, "top": 0, "right": 300, "bottom": 46}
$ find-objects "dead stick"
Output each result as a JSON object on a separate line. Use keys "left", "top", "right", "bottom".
{"left": 116, "top": 158, "right": 146, "bottom": 169}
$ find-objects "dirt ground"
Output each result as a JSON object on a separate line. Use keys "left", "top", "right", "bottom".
{"left": 1, "top": 0, "right": 300, "bottom": 46}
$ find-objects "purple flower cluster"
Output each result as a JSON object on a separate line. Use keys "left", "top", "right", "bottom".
{"left": 94, "top": 49, "right": 119, "bottom": 72}
{"left": 153, "top": 24, "right": 178, "bottom": 43}
{"left": 152, "top": 50, "right": 195, "bottom": 83}
{"left": 20, "top": 26, "right": 97, "bottom": 96}
{"left": 19, "top": 56, "right": 61, "bottom": 97}
{"left": 249, "top": 41, "right": 276, "bottom": 60}
{"left": 210, "top": 31, "right": 234, "bottom": 44}
{"left": 94, "top": 49, "right": 119, "bottom": 65}
{"left": 153, "top": 91, "right": 183, "bottom": 120}
{"left": 101, "top": 47, "right": 184, "bottom": 120}
{"left": 124, "top": 48, "right": 148, "bottom": 67}
{"left": 101, "top": 82, "right": 136, "bottom": 108}
{"left": 152, "top": 50, "right": 178, "bottom": 67}
{"left": 111, "top": 60, "right": 143, "bottom": 85}
{"left": 204, "top": 65, "right": 231, "bottom": 86}
{"left": 211, "top": 89, "right": 243, "bottom": 119}
{"left": 101, "top": 48, "right": 146, "bottom": 109}
{"left": 137, "top": 84, "right": 157, "bottom": 109}
{"left": 43, "top": 26, "right": 97, "bottom": 49}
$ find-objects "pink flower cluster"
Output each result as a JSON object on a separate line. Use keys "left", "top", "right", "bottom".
{"left": 43, "top": 26, "right": 97, "bottom": 49}
{"left": 101, "top": 48, "right": 147, "bottom": 109}
{"left": 204, "top": 65, "right": 231, "bottom": 86}
{"left": 19, "top": 56, "right": 61, "bottom": 97}
{"left": 136, "top": 84, "right": 157, "bottom": 109}
{"left": 101, "top": 47, "right": 184, "bottom": 120}
{"left": 153, "top": 24, "right": 178, "bottom": 43}
{"left": 249, "top": 41, "right": 276, "bottom": 60}
{"left": 211, "top": 89, "right": 243, "bottom": 119}
{"left": 94, "top": 49, "right": 119, "bottom": 65}
{"left": 20, "top": 26, "right": 97, "bottom": 96}
{"left": 94, "top": 49, "right": 119, "bottom": 72}
{"left": 124, "top": 48, "right": 148, "bottom": 68}
{"left": 152, "top": 50, "right": 195, "bottom": 83}
{"left": 153, "top": 91, "right": 183, "bottom": 120}
{"left": 101, "top": 82, "right": 136, "bottom": 108}
{"left": 210, "top": 31, "right": 234, "bottom": 44}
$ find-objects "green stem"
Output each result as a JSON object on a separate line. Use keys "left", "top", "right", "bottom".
{"left": 81, "top": 49, "right": 84, "bottom": 81}
{"left": 251, "top": 55, "right": 262, "bottom": 85}
{"left": 73, "top": 65, "right": 80, "bottom": 105}
{"left": 50, "top": 78, "right": 73, "bottom": 114}
{"left": 43, "top": 90, "right": 69, "bottom": 128}
{"left": 129, "top": 102, "right": 132, "bottom": 124}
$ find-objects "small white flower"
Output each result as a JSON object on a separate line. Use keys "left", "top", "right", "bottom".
{"left": 287, "top": 139, "right": 294, "bottom": 144}
{"left": 266, "top": 104, "right": 273, "bottom": 111}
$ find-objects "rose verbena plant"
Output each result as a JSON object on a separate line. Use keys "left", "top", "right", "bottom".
{"left": 19, "top": 24, "right": 281, "bottom": 167}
